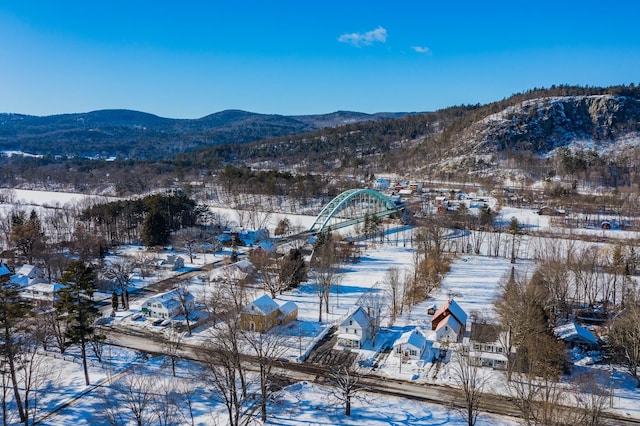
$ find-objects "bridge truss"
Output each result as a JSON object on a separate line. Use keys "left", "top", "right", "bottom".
{"left": 309, "top": 188, "right": 401, "bottom": 233}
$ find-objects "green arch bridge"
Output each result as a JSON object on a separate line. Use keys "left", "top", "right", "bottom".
{"left": 309, "top": 188, "right": 403, "bottom": 233}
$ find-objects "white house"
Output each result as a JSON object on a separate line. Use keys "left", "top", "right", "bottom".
{"left": 337, "top": 306, "right": 372, "bottom": 349}
{"left": 142, "top": 288, "right": 195, "bottom": 319}
{"left": 434, "top": 315, "right": 463, "bottom": 343}
{"left": 431, "top": 298, "right": 467, "bottom": 343}
{"left": 209, "top": 259, "right": 254, "bottom": 283}
{"left": 393, "top": 328, "right": 428, "bottom": 361}
{"left": 10, "top": 264, "right": 44, "bottom": 287}
{"left": 372, "top": 177, "right": 390, "bottom": 191}
{"left": 463, "top": 322, "right": 510, "bottom": 370}
{"left": 19, "top": 282, "right": 65, "bottom": 306}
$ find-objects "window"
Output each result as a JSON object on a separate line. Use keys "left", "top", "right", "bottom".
{"left": 498, "top": 347, "right": 503, "bottom": 353}
{"left": 354, "top": 329, "right": 357, "bottom": 335}
{"left": 349, "top": 320, "right": 353, "bottom": 326}
{"left": 410, "top": 350, "right": 417, "bottom": 356}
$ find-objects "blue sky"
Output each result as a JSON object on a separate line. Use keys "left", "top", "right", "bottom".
{"left": 1, "top": 1, "right": 639, "bottom": 118}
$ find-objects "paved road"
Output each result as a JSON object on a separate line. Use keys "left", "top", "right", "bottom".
{"left": 100, "top": 326, "right": 640, "bottom": 426}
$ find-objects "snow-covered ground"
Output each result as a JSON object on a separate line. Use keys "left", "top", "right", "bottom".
{"left": 4, "top": 189, "right": 640, "bottom": 424}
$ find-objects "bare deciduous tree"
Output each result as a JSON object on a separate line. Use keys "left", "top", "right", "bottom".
{"left": 328, "top": 367, "right": 366, "bottom": 417}
{"left": 608, "top": 287, "right": 640, "bottom": 386}
{"left": 241, "top": 327, "right": 290, "bottom": 422}
{"left": 198, "top": 315, "right": 250, "bottom": 426}
{"left": 311, "top": 231, "right": 341, "bottom": 322}
{"left": 103, "top": 256, "right": 135, "bottom": 309}
{"left": 384, "top": 266, "right": 405, "bottom": 323}
{"left": 452, "top": 348, "right": 485, "bottom": 426}
{"left": 101, "top": 369, "right": 157, "bottom": 426}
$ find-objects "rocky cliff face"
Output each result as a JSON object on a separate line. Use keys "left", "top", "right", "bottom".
{"left": 460, "top": 95, "right": 640, "bottom": 156}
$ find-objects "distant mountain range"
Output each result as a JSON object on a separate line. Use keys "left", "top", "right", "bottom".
{"left": 0, "top": 109, "right": 408, "bottom": 160}
{"left": 2, "top": 85, "right": 640, "bottom": 193}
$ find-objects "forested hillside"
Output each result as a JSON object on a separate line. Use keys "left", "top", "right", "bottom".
{"left": 0, "top": 109, "right": 403, "bottom": 160}
{"left": 1, "top": 84, "right": 640, "bottom": 196}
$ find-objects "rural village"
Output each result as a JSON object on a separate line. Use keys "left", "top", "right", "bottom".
{"left": 1, "top": 179, "right": 639, "bottom": 426}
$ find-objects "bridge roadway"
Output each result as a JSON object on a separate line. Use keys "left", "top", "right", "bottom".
{"left": 100, "top": 327, "right": 640, "bottom": 426}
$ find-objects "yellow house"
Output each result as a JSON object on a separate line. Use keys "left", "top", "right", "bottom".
{"left": 241, "top": 294, "right": 298, "bottom": 333}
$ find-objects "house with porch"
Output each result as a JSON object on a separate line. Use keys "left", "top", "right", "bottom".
{"left": 463, "top": 322, "right": 510, "bottom": 370}
{"left": 337, "top": 306, "right": 372, "bottom": 350}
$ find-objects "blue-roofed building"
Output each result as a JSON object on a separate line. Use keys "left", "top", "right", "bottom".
{"left": 553, "top": 322, "right": 599, "bottom": 350}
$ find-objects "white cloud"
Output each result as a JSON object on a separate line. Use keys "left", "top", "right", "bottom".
{"left": 412, "top": 46, "right": 431, "bottom": 54}
{"left": 338, "top": 26, "right": 388, "bottom": 47}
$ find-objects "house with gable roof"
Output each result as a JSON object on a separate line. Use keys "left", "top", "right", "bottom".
{"left": 240, "top": 294, "right": 297, "bottom": 333}
{"left": 20, "top": 282, "right": 65, "bottom": 308}
{"left": 10, "top": 264, "right": 44, "bottom": 287}
{"left": 463, "top": 322, "right": 510, "bottom": 370}
{"left": 142, "top": 288, "right": 195, "bottom": 319}
{"left": 337, "top": 306, "right": 372, "bottom": 349}
{"left": 553, "top": 322, "right": 599, "bottom": 351}
{"left": 431, "top": 298, "right": 467, "bottom": 343}
{"left": 393, "top": 328, "right": 428, "bottom": 361}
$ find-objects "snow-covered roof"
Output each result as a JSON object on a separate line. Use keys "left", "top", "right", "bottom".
{"left": 394, "top": 328, "right": 426, "bottom": 350}
{"left": 341, "top": 306, "right": 371, "bottom": 329}
{"left": 435, "top": 314, "right": 462, "bottom": 334}
{"left": 279, "top": 301, "right": 297, "bottom": 317}
{"left": 0, "top": 263, "right": 10, "bottom": 276}
{"left": 15, "top": 264, "right": 38, "bottom": 277}
{"left": 20, "top": 282, "right": 64, "bottom": 300}
{"left": 146, "top": 288, "right": 193, "bottom": 310}
{"left": 210, "top": 259, "right": 255, "bottom": 281}
{"left": 432, "top": 298, "right": 467, "bottom": 328}
{"left": 553, "top": 322, "right": 598, "bottom": 346}
{"left": 246, "top": 294, "right": 280, "bottom": 315}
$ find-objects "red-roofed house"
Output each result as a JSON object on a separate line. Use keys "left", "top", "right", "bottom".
{"left": 431, "top": 299, "right": 467, "bottom": 343}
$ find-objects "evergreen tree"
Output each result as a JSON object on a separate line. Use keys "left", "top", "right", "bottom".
{"left": 111, "top": 291, "right": 119, "bottom": 312}
{"left": 279, "top": 248, "right": 307, "bottom": 289}
{"left": 0, "top": 274, "right": 32, "bottom": 424}
{"left": 10, "top": 209, "right": 45, "bottom": 263}
{"left": 142, "top": 208, "right": 170, "bottom": 247}
{"left": 56, "top": 260, "right": 100, "bottom": 386}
